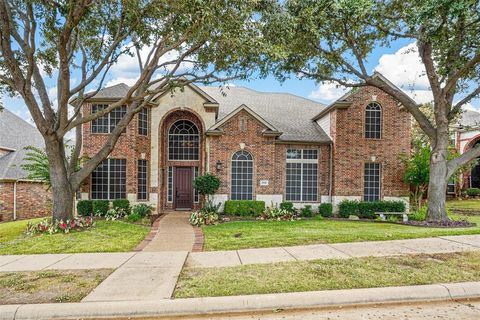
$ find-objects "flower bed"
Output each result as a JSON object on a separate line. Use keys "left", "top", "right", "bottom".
{"left": 26, "top": 217, "right": 94, "bottom": 235}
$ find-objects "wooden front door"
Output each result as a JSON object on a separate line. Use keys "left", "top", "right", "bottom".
{"left": 174, "top": 167, "right": 193, "bottom": 210}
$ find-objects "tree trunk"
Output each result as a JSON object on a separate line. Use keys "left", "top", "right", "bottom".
{"left": 45, "top": 135, "right": 74, "bottom": 221}
{"left": 426, "top": 146, "right": 449, "bottom": 222}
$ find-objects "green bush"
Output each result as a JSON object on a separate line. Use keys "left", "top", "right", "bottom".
{"left": 127, "top": 212, "right": 142, "bottom": 222}
{"left": 224, "top": 200, "right": 265, "bottom": 217}
{"left": 194, "top": 173, "right": 221, "bottom": 197}
{"left": 77, "top": 200, "right": 93, "bottom": 216}
{"left": 92, "top": 200, "right": 109, "bottom": 216}
{"left": 132, "top": 204, "right": 154, "bottom": 217}
{"left": 410, "top": 205, "right": 427, "bottom": 221}
{"left": 112, "top": 199, "right": 130, "bottom": 214}
{"left": 338, "top": 200, "right": 406, "bottom": 219}
{"left": 300, "top": 205, "right": 314, "bottom": 217}
{"left": 466, "top": 188, "right": 480, "bottom": 197}
{"left": 318, "top": 203, "right": 333, "bottom": 217}
{"left": 279, "top": 202, "right": 295, "bottom": 213}
{"left": 338, "top": 200, "right": 359, "bottom": 218}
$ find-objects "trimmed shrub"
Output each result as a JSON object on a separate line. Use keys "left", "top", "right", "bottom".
{"left": 338, "top": 200, "right": 359, "bottom": 218}
{"left": 224, "top": 200, "right": 265, "bottom": 217}
{"left": 112, "top": 199, "right": 130, "bottom": 214}
{"left": 92, "top": 200, "right": 109, "bottom": 216}
{"left": 338, "top": 200, "right": 406, "bottom": 219}
{"left": 300, "top": 205, "right": 314, "bottom": 217}
{"left": 318, "top": 203, "right": 333, "bottom": 217}
{"left": 279, "top": 202, "right": 295, "bottom": 213}
{"left": 466, "top": 188, "right": 480, "bottom": 197}
{"left": 77, "top": 200, "right": 93, "bottom": 216}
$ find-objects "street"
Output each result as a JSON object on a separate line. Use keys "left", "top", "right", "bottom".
{"left": 152, "top": 299, "right": 480, "bottom": 320}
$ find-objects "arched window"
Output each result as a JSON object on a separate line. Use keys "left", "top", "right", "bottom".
{"left": 168, "top": 120, "right": 199, "bottom": 160}
{"left": 365, "top": 102, "right": 382, "bottom": 139}
{"left": 231, "top": 150, "right": 253, "bottom": 200}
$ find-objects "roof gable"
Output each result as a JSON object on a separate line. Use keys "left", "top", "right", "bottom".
{"left": 207, "top": 104, "right": 281, "bottom": 136}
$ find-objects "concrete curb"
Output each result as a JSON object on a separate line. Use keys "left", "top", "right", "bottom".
{"left": 1, "top": 281, "right": 480, "bottom": 320}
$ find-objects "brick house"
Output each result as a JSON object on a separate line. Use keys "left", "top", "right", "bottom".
{"left": 79, "top": 73, "right": 411, "bottom": 212}
{"left": 0, "top": 109, "right": 52, "bottom": 221}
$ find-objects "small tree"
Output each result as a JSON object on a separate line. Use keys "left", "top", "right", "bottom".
{"left": 193, "top": 173, "right": 220, "bottom": 206}
{"left": 21, "top": 146, "right": 50, "bottom": 189}
{"left": 401, "top": 144, "right": 430, "bottom": 210}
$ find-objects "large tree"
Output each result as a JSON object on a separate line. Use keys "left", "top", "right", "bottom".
{"left": 0, "top": 0, "right": 270, "bottom": 220}
{"left": 263, "top": 0, "right": 480, "bottom": 222}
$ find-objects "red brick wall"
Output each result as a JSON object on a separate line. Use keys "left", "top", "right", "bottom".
{"left": 80, "top": 103, "right": 151, "bottom": 199}
{"left": 0, "top": 181, "right": 51, "bottom": 222}
{"left": 208, "top": 110, "right": 330, "bottom": 200}
{"left": 331, "top": 86, "right": 411, "bottom": 198}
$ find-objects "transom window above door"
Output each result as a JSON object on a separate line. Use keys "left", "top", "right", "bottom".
{"left": 168, "top": 120, "right": 200, "bottom": 160}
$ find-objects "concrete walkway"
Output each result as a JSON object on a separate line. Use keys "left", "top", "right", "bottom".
{"left": 143, "top": 212, "right": 195, "bottom": 252}
{"left": 185, "top": 234, "right": 480, "bottom": 268}
{"left": 1, "top": 235, "right": 480, "bottom": 273}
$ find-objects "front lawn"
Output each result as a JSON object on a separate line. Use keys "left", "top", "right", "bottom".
{"left": 203, "top": 214, "right": 480, "bottom": 251}
{"left": 174, "top": 251, "right": 480, "bottom": 298}
{"left": 447, "top": 199, "right": 480, "bottom": 212}
{"left": 0, "top": 219, "right": 150, "bottom": 255}
{"left": 0, "top": 269, "right": 112, "bottom": 304}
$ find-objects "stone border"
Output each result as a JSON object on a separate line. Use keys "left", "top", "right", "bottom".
{"left": 192, "top": 227, "right": 204, "bottom": 252}
{"left": 133, "top": 215, "right": 165, "bottom": 251}
{"left": 2, "top": 281, "right": 480, "bottom": 320}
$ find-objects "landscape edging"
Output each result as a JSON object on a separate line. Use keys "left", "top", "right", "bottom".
{"left": 2, "top": 281, "right": 480, "bottom": 320}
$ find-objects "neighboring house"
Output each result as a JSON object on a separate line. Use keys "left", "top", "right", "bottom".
{"left": 0, "top": 109, "right": 51, "bottom": 221}
{"left": 79, "top": 73, "right": 411, "bottom": 212}
{"left": 452, "top": 109, "right": 480, "bottom": 193}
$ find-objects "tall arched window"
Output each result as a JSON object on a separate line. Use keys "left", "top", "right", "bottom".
{"left": 168, "top": 120, "right": 199, "bottom": 160}
{"left": 365, "top": 102, "right": 382, "bottom": 139}
{"left": 231, "top": 150, "right": 253, "bottom": 200}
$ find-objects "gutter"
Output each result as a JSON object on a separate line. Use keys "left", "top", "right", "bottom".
{"left": 329, "top": 142, "right": 333, "bottom": 204}
{"left": 13, "top": 181, "right": 17, "bottom": 220}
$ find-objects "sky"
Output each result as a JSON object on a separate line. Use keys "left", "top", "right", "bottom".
{"left": 3, "top": 38, "right": 480, "bottom": 126}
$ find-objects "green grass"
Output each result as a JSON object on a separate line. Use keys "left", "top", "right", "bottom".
{"left": 0, "top": 219, "right": 149, "bottom": 255}
{"left": 174, "top": 251, "right": 480, "bottom": 298}
{"left": 0, "top": 269, "right": 112, "bottom": 304}
{"left": 447, "top": 199, "right": 480, "bottom": 211}
{"left": 203, "top": 215, "right": 480, "bottom": 251}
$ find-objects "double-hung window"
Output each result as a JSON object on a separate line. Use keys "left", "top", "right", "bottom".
{"left": 364, "top": 163, "right": 381, "bottom": 201}
{"left": 285, "top": 149, "right": 318, "bottom": 202}
{"left": 91, "top": 104, "right": 127, "bottom": 133}
{"left": 91, "top": 159, "right": 126, "bottom": 200}
{"left": 138, "top": 107, "right": 148, "bottom": 135}
{"left": 137, "top": 160, "right": 148, "bottom": 200}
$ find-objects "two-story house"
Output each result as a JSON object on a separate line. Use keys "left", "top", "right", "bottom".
{"left": 79, "top": 73, "right": 411, "bottom": 212}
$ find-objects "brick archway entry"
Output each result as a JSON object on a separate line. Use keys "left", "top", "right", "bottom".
{"left": 159, "top": 110, "right": 204, "bottom": 211}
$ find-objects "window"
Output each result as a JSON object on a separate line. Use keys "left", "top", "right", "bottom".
{"left": 447, "top": 179, "right": 455, "bottom": 194}
{"left": 365, "top": 102, "right": 382, "bottom": 139}
{"left": 91, "top": 159, "right": 126, "bottom": 200}
{"left": 137, "top": 160, "right": 148, "bottom": 200}
{"left": 231, "top": 150, "right": 253, "bottom": 200}
{"left": 167, "top": 167, "right": 173, "bottom": 202}
{"left": 168, "top": 120, "right": 200, "bottom": 160}
{"left": 194, "top": 167, "right": 199, "bottom": 203}
{"left": 364, "top": 163, "right": 381, "bottom": 201}
{"left": 285, "top": 149, "right": 318, "bottom": 202}
{"left": 138, "top": 107, "right": 148, "bottom": 135}
{"left": 91, "top": 104, "right": 127, "bottom": 134}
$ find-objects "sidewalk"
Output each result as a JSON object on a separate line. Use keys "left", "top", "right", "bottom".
{"left": 185, "top": 234, "right": 480, "bottom": 268}
{"left": 1, "top": 235, "right": 479, "bottom": 272}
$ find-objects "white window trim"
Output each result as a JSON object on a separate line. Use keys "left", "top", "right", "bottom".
{"left": 285, "top": 149, "right": 319, "bottom": 202}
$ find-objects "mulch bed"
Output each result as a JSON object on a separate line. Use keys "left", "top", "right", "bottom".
{"left": 403, "top": 219, "right": 476, "bottom": 228}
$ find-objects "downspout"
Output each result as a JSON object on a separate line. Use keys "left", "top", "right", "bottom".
{"left": 329, "top": 142, "right": 333, "bottom": 204}
{"left": 13, "top": 180, "right": 17, "bottom": 220}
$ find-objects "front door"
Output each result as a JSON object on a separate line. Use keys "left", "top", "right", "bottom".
{"left": 174, "top": 167, "right": 193, "bottom": 210}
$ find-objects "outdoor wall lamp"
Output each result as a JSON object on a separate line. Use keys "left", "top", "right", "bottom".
{"left": 216, "top": 160, "right": 223, "bottom": 171}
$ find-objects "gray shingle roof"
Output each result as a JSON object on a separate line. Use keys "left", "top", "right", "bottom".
{"left": 458, "top": 109, "right": 480, "bottom": 128}
{"left": 87, "top": 83, "right": 131, "bottom": 99}
{"left": 200, "top": 86, "right": 330, "bottom": 143}
{"left": 0, "top": 109, "right": 44, "bottom": 180}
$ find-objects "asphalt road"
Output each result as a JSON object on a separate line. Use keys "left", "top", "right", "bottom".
{"left": 150, "top": 299, "right": 480, "bottom": 320}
